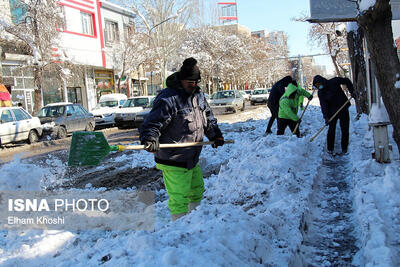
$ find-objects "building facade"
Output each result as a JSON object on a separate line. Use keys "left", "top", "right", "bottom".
{"left": 1, "top": 0, "right": 143, "bottom": 113}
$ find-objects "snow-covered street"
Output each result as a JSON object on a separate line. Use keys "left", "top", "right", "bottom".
{"left": 0, "top": 102, "right": 399, "bottom": 266}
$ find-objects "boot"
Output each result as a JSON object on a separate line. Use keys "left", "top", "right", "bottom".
{"left": 188, "top": 202, "right": 200, "bottom": 213}
{"left": 171, "top": 212, "right": 187, "bottom": 221}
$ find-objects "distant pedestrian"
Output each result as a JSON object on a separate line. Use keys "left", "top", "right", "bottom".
{"left": 265, "top": 76, "right": 294, "bottom": 134}
{"left": 140, "top": 57, "right": 224, "bottom": 221}
{"left": 277, "top": 83, "right": 312, "bottom": 137}
{"left": 312, "top": 75, "right": 355, "bottom": 154}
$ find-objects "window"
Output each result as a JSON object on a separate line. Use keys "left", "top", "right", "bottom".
{"left": 123, "top": 24, "right": 134, "bottom": 41}
{"left": 19, "top": 108, "right": 32, "bottom": 119}
{"left": 12, "top": 109, "right": 29, "bottom": 121}
{"left": 104, "top": 20, "right": 119, "bottom": 44}
{"left": 1, "top": 110, "right": 14, "bottom": 123}
{"left": 66, "top": 105, "right": 75, "bottom": 115}
{"left": 81, "top": 12, "right": 94, "bottom": 35}
{"left": 74, "top": 105, "right": 87, "bottom": 115}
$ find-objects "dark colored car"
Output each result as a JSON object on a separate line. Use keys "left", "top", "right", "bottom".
{"left": 133, "top": 99, "right": 155, "bottom": 130}
{"left": 37, "top": 102, "right": 95, "bottom": 139}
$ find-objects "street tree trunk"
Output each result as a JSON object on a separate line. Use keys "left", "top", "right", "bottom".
{"left": 33, "top": 66, "right": 43, "bottom": 114}
{"left": 358, "top": 0, "right": 400, "bottom": 153}
{"left": 346, "top": 24, "right": 369, "bottom": 116}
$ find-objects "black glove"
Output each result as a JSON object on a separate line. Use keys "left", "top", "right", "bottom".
{"left": 141, "top": 138, "right": 160, "bottom": 152}
{"left": 308, "top": 95, "right": 313, "bottom": 101}
{"left": 212, "top": 136, "right": 224, "bottom": 148}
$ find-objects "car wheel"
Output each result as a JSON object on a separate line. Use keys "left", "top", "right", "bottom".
{"left": 85, "top": 122, "right": 94, "bottom": 131}
{"left": 28, "top": 130, "right": 39, "bottom": 144}
{"left": 57, "top": 126, "right": 67, "bottom": 139}
{"left": 241, "top": 102, "right": 245, "bottom": 111}
{"left": 251, "top": 101, "right": 255, "bottom": 106}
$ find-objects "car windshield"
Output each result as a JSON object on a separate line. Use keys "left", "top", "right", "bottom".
{"left": 37, "top": 106, "right": 65, "bottom": 117}
{"left": 253, "top": 90, "right": 267, "bottom": 95}
{"left": 96, "top": 101, "right": 119, "bottom": 108}
{"left": 123, "top": 98, "right": 150, "bottom": 108}
{"left": 212, "top": 91, "right": 235, "bottom": 99}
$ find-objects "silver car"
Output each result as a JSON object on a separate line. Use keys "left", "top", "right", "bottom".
{"left": 209, "top": 90, "right": 245, "bottom": 113}
{"left": 0, "top": 107, "right": 43, "bottom": 146}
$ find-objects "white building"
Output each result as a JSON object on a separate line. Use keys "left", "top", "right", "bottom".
{"left": 58, "top": 0, "right": 137, "bottom": 111}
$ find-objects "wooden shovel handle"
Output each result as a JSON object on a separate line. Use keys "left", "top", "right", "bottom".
{"left": 121, "top": 139, "right": 235, "bottom": 150}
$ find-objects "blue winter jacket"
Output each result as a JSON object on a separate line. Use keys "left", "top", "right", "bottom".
{"left": 140, "top": 72, "right": 222, "bottom": 169}
{"left": 313, "top": 75, "right": 354, "bottom": 120}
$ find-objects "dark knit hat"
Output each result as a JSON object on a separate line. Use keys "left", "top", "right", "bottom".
{"left": 178, "top": 57, "right": 201, "bottom": 80}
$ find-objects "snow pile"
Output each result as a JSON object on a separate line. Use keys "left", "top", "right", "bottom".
{"left": 369, "top": 99, "right": 390, "bottom": 124}
{"left": 350, "top": 115, "right": 400, "bottom": 266}
{"left": 0, "top": 155, "right": 67, "bottom": 190}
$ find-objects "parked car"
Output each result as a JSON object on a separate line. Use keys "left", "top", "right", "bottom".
{"left": 133, "top": 99, "right": 156, "bottom": 130}
{"left": 114, "top": 96, "right": 154, "bottom": 129}
{"left": 250, "top": 88, "right": 269, "bottom": 105}
{"left": 0, "top": 107, "right": 43, "bottom": 146}
{"left": 91, "top": 93, "right": 127, "bottom": 129}
{"left": 209, "top": 90, "right": 245, "bottom": 113}
{"left": 245, "top": 90, "right": 253, "bottom": 96}
{"left": 37, "top": 102, "right": 95, "bottom": 139}
{"left": 239, "top": 91, "right": 250, "bottom": 101}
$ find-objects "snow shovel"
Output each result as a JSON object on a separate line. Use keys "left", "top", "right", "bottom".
{"left": 309, "top": 97, "right": 352, "bottom": 142}
{"left": 293, "top": 87, "right": 317, "bottom": 134}
{"left": 68, "top": 131, "right": 234, "bottom": 166}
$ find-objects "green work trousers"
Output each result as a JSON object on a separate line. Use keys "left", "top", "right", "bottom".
{"left": 156, "top": 163, "right": 204, "bottom": 214}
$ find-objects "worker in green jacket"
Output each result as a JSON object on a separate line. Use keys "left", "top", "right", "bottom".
{"left": 277, "top": 83, "right": 312, "bottom": 137}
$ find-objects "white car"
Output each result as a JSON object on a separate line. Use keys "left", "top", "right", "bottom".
{"left": 114, "top": 96, "right": 154, "bottom": 129}
{"left": 250, "top": 88, "right": 269, "bottom": 105}
{"left": 239, "top": 91, "right": 250, "bottom": 101}
{"left": 209, "top": 90, "right": 245, "bottom": 113}
{"left": 91, "top": 93, "right": 127, "bottom": 129}
{"left": 0, "top": 107, "right": 43, "bottom": 146}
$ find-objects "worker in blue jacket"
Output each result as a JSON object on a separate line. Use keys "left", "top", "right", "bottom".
{"left": 140, "top": 58, "right": 224, "bottom": 221}
{"left": 313, "top": 75, "right": 355, "bottom": 154}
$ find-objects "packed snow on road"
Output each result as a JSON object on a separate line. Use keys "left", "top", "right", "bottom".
{"left": 0, "top": 101, "right": 399, "bottom": 266}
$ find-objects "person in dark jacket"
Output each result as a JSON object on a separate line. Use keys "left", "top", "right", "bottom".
{"left": 140, "top": 57, "right": 224, "bottom": 221}
{"left": 265, "top": 76, "right": 294, "bottom": 134}
{"left": 312, "top": 75, "right": 355, "bottom": 154}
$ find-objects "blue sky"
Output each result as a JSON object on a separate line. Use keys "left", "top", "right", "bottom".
{"left": 234, "top": 0, "right": 334, "bottom": 72}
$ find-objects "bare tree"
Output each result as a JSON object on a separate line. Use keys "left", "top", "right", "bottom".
{"left": 128, "top": 0, "right": 195, "bottom": 86}
{"left": 109, "top": 30, "right": 150, "bottom": 94}
{"left": 357, "top": 0, "right": 400, "bottom": 153}
{"left": 308, "top": 22, "right": 350, "bottom": 77}
{"left": 1, "top": 0, "right": 64, "bottom": 113}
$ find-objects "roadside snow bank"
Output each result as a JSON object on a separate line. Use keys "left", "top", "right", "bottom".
{"left": 350, "top": 115, "right": 400, "bottom": 266}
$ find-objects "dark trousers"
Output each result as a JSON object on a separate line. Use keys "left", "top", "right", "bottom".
{"left": 277, "top": 118, "right": 300, "bottom": 137}
{"left": 327, "top": 109, "right": 350, "bottom": 151}
{"left": 266, "top": 103, "right": 278, "bottom": 132}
